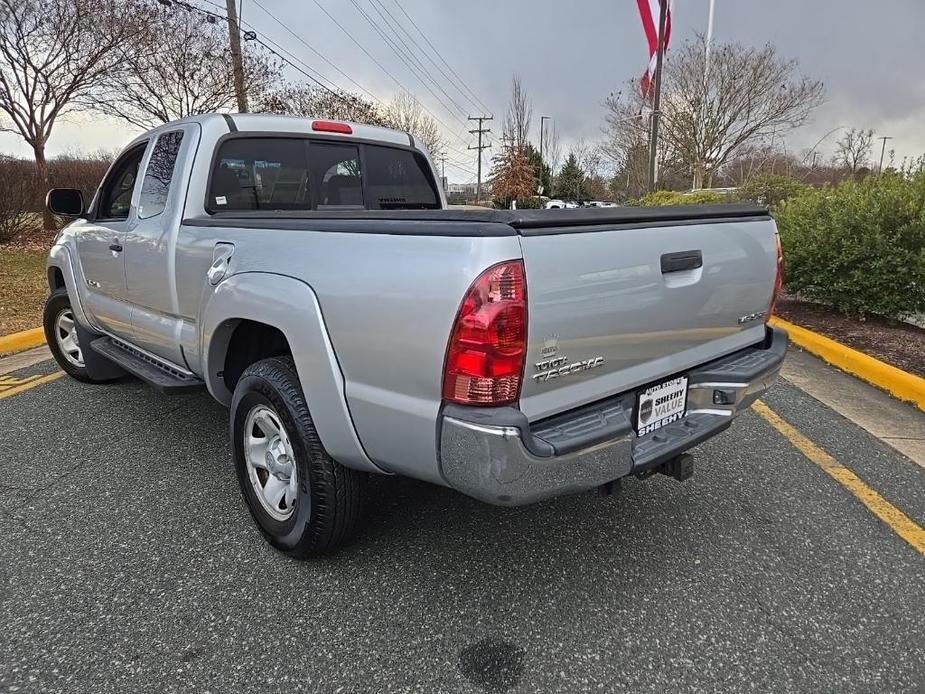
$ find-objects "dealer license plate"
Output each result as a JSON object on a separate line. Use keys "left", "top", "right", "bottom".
{"left": 636, "top": 376, "right": 688, "bottom": 436}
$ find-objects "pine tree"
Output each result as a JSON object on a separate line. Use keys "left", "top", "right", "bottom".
{"left": 555, "top": 153, "right": 585, "bottom": 200}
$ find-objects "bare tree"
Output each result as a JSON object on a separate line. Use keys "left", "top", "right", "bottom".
{"left": 383, "top": 90, "right": 444, "bottom": 159}
{"left": 542, "top": 122, "right": 562, "bottom": 178}
{"left": 605, "top": 36, "right": 824, "bottom": 190}
{"left": 260, "top": 84, "right": 388, "bottom": 126}
{"left": 502, "top": 76, "right": 532, "bottom": 148}
{"left": 94, "top": 4, "right": 279, "bottom": 129}
{"left": 0, "top": 0, "right": 140, "bottom": 228}
{"left": 834, "top": 127, "right": 874, "bottom": 173}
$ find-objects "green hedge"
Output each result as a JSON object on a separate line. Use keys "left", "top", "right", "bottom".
{"left": 736, "top": 174, "right": 810, "bottom": 209}
{"left": 776, "top": 172, "right": 925, "bottom": 318}
{"left": 636, "top": 190, "right": 727, "bottom": 206}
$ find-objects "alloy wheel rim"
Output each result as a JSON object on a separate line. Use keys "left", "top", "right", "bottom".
{"left": 243, "top": 404, "right": 298, "bottom": 521}
{"left": 54, "top": 308, "right": 84, "bottom": 368}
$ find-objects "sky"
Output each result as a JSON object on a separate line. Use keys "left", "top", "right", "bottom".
{"left": 2, "top": 0, "right": 923, "bottom": 183}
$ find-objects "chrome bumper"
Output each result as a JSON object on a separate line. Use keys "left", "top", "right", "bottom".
{"left": 438, "top": 326, "right": 788, "bottom": 506}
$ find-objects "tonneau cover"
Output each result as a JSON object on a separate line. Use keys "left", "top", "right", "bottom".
{"left": 183, "top": 204, "right": 770, "bottom": 236}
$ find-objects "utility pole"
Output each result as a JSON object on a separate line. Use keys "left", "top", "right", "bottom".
{"left": 225, "top": 0, "right": 248, "bottom": 112}
{"left": 539, "top": 116, "right": 551, "bottom": 195}
{"left": 439, "top": 156, "right": 447, "bottom": 191}
{"left": 646, "top": 0, "right": 668, "bottom": 192}
{"left": 878, "top": 136, "right": 893, "bottom": 172}
{"left": 468, "top": 116, "right": 492, "bottom": 204}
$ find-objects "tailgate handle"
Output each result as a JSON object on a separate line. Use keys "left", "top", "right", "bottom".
{"left": 661, "top": 250, "right": 702, "bottom": 274}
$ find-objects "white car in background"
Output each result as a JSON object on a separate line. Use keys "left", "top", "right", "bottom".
{"left": 545, "top": 199, "right": 580, "bottom": 209}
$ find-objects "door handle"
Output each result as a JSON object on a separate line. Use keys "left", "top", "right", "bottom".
{"left": 661, "top": 250, "right": 702, "bottom": 274}
{"left": 109, "top": 243, "right": 123, "bottom": 253}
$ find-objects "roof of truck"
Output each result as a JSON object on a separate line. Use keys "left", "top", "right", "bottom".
{"left": 160, "top": 112, "right": 416, "bottom": 149}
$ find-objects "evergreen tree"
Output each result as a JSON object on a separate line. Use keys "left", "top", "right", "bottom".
{"left": 555, "top": 153, "right": 586, "bottom": 200}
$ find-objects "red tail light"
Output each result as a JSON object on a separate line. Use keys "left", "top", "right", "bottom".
{"left": 312, "top": 120, "right": 352, "bottom": 134}
{"left": 768, "top": 233, "right": 784, "bottom": 317}
{"left": 443, "top": 260, "right": 527, "bottom": 406}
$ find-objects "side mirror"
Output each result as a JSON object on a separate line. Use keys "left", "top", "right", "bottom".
{"left": 46, "top": 188, "right": 84, "bottom": 217}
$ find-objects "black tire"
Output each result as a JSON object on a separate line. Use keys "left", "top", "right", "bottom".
{"left": 231, "top": 356, "right": 367, "bottom": 557}
{"left": 43, "top": 287, "right": 101, "bottom": 383}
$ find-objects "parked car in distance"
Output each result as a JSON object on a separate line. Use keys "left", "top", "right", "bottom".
{"left": 44, "top": 113, "right": 787, "bottom": 557}
{"left": 545, "top": 199, "right": 580, "bottom": 209}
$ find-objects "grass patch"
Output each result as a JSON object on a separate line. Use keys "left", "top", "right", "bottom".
{"left": 0, "top": 246, "right": 48, "bottom": 335}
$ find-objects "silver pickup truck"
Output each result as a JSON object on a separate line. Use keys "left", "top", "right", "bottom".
{"left": 44, "top": 114, "right": 786, "bottom": 557}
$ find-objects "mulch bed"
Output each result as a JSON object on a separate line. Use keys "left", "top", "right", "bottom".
{"left": 775, "top": 296, "right": 925, "bottom": 379}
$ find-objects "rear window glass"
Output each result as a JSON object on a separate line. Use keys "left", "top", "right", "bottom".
{"left": 209, "top": 138, "right": 310, "bottom": 211}
{"left": 365, "top": 145, "right": 439, "bottom": 209}
{"left": 208, "top": 137, "right": 440, "bottom": 212}
{"left": 310, "top": 142, "right": 363, "bottom": 208}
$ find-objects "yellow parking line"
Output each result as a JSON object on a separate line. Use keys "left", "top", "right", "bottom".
{"left": 0, "top": 371, "right": 65, "bottom": 400}
{"left": 753, "top": 400, "right": 925, "bottom": 556}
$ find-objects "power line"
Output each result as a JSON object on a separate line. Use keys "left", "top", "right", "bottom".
{"left": 244, "top": 0, "right": 475, "bottom": 167}
{"left": 247, "top": 0, "right": 380, "bottom": 103}
{"left": 182, "top": 0, "right": 344, "bottom": 96}
{"left": 345, "top": 0, "right": 469, "bottom": 127}
{"left": 156, "top": 0, "right": 480, "bottom": 177}
{"left": 362, "top": 0, "right": 468, "bottom": 119}
{"left": 306, "top": 0, "right": 473, "bottom": 150}
{"left": 388, "top": 0, "right": 492, "bottom": 116}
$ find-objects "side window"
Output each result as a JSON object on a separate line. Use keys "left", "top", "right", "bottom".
{"left": 209, "top": 138, "right": 311, "bottom": 212}
{"left": 310, "top": 143, "right": 363, "bottom": 208}
{"left": 98, "top": 144, "right": 147, "bottom": 220}
{"left": 365, "top": 145, "right": 439, "bottom": 209}
{"left": 139, "top": 130, "right": 184, "bottom": 219}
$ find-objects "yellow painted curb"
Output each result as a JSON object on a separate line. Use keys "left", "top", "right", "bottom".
{"left": 0, "top": 327, "right": 46, "bottom": 356}
{"left": 770, "top": 316, "right": 925, "bottom": 412}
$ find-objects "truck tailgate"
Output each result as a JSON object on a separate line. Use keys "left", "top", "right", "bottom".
{"left": 517, "top": 216, "right": 779, "bottom": 421}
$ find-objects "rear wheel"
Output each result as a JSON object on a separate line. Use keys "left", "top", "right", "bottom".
{"left": 231, "top": 356, "right": 367, "bottom": 557}
{"left": 43, "top": 288, "right": 103, "bottom": 383}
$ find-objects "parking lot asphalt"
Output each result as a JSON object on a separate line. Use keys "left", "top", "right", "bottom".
{"left": 1, "top": 352, "right": 924, "bottom": 693}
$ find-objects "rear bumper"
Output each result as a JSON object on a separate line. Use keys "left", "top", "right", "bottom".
{"left": 438, "top": 325, "right": 788, "bottom": 505}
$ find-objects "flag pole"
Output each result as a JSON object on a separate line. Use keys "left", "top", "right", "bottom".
{"left": 704, "top": 0, "right": 716, "bottom": 75}
{"left": 646, "top": 0, "right": 668, "bottom": 193}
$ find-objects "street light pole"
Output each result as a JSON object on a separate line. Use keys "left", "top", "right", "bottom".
{"left": 539, "top": 116, "right": 551, "bottom": 194}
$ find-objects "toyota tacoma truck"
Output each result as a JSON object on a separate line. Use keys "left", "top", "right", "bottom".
{"left": 43, "top": 114, "right": 787, "bottom": 557}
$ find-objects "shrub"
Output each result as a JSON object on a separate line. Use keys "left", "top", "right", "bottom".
{"left": 0, "top": 151, "right": 113, "bottom": 243}
{"left": 637, "top": 189, "right": 727, "bottom": 206}
{"left": 737, "top": 174, "right": 809, "bottom": 209}
{"left": 776, "top": 172, "right": 925, "bottom": 318}
{"left": 0, "top": 158, "right": 40, "bottom": 243}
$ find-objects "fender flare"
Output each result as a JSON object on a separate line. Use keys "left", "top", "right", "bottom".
{"left": 200, "top": 272, "right": 384, "bottom": 474}
{"left": 46, "top": 244, "right": 94, "bottom": 331}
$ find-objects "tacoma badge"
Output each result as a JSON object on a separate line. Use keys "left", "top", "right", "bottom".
{"left": 532, "top": 355, "right": 605, "bottom": 382}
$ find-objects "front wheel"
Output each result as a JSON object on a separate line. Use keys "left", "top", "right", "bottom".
{"left": 231, "top": 356, "right": 367, "bottom": 557}
{"left": 43, "top": 288, "right": 103, "bottom": 383}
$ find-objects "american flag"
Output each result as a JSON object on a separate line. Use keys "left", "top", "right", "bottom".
{"left": 637, "top": 0, "right": 674, "bottom": 98}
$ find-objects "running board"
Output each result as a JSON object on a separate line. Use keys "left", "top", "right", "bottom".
{"left": 90, "top": 337, "right": 205, "bottom": 394}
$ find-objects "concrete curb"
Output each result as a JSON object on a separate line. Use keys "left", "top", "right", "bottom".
{"left": 770, "top": 316, "right": 925, "bottom": 413}
{"left": 0, "top": 327, "right": 45, "bottom": 356}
